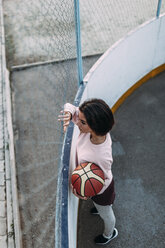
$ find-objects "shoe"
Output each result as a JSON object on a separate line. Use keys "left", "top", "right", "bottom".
{"left": 90, "top": 207, "right": 99, "bottom": 215}
{"left": 94, "top": 228, "right": 118, "bottom": 245}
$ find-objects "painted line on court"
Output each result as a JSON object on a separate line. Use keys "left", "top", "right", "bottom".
{"left": 112, "top": 63, "right": 165, "bottom": 113}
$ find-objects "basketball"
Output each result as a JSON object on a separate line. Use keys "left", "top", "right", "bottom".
{"left": 71, "top": 162, "right": 105, "bottom": 197}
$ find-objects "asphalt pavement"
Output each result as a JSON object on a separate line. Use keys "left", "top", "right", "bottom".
{"left": 77, "top": 70, "right": 165, "bottom": 248}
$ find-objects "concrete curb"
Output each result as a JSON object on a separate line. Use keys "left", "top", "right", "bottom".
{"left": 3, "top": 70, "right": 15, "bottom": 248}
{"left": 0, "top": 0, "right": 22, "bottom": 247}
{"left": 0, "top": 0, "right": 9, "bottom": 247}
{"left": 4, "top": 70, "right": 22, "bottom": 248}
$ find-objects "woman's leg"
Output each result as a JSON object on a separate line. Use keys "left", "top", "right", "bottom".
{"left": 93, "top": 202, "right": 116, "bottom": 238}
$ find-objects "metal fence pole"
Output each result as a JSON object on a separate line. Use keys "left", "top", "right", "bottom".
{"left": 74, "top": 0, "right": 83, "bottom": 86}
{"left": 156, "top": 0, "right": 162, "bottom": 17}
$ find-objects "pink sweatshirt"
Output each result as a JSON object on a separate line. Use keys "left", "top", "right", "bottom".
{"left": 64, "top": 103, "right": 113, "bottom": 195}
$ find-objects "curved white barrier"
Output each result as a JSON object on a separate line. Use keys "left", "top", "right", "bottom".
{"left": 68, "top": 14, "right": 165, "bottom": 248}
{"left": 82, "top": 14, "right": 165, "bottom": 107}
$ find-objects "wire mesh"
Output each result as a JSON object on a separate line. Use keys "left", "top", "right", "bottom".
{"left": 160, "top": 0, "right": 165, "bottom": 15}
{"left": 80, "top": 0, "right": 165, "bottom": 61}
{"left": 4, "top": 0, "right": 78, "bottom": 247}
{"left": 4, "top": 0, "right": 77, "bottom": 66}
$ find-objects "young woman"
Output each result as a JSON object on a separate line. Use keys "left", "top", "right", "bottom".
{"left": 58, "top": 98, "right": 118, "bottom": 245}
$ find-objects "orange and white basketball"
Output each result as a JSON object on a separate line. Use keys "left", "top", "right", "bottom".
{"left": 71, "top": 162, "right": 105, "bottom": 197}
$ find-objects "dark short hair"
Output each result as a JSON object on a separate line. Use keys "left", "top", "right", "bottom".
{"left": 79, "top": 98, "right": 114, "bottom": 136}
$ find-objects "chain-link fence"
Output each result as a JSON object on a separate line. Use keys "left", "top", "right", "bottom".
{"left": 2, "top": 0, "right": 165, "bottom": 247}
{"left": 4, "top": 1, "right": 165, "bottom": 68}
{"left": 4, "top": 1, "right": 78, "bottom": 248}
{"left": 80, "top": 0, "right": 165, "bottom": 57}
{"left": 4, "top": 0, "right": 77, "bottom": 66}
{"left": 80, "top": 0, "right": 165, "bottom": 69}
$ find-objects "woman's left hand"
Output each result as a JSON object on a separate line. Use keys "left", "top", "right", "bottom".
{"left": 71, "top": 184, "right": 88, "bottom": 200}
{"left": 58, "top": 110, "right": 72, "bottom": 132}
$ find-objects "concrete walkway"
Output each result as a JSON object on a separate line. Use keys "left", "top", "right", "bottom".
{"left": 77, "top": 70, "right": 165, "bottom": 248}
{"left": 0, "top": 1, "right": 16, "bottom": 247}
{"left": 0, "top": 1, "right": 8, "bottom": 245}
{"left": 0, "top": 55, "right": 7, "bottom": 247}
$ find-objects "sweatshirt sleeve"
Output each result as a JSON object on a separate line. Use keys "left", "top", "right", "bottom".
{"left": 64, "top": 103, "right": 79, "bottom": 124}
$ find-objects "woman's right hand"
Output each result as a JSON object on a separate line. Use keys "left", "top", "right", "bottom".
{"left": 71, "top": 184, "right": 88, "bottom": 200}
{"left": 58, "top": 110, "right": 72, "bottom": 132}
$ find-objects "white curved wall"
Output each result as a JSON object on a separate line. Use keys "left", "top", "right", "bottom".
{"left": 68, "top": 126, "right": 79, "bottom": 248}
{"left": 82, "top": 14, "right": 165, "bottom": 107}
{"left": 68, "top": 14, "right": 165, "bottom": 248}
